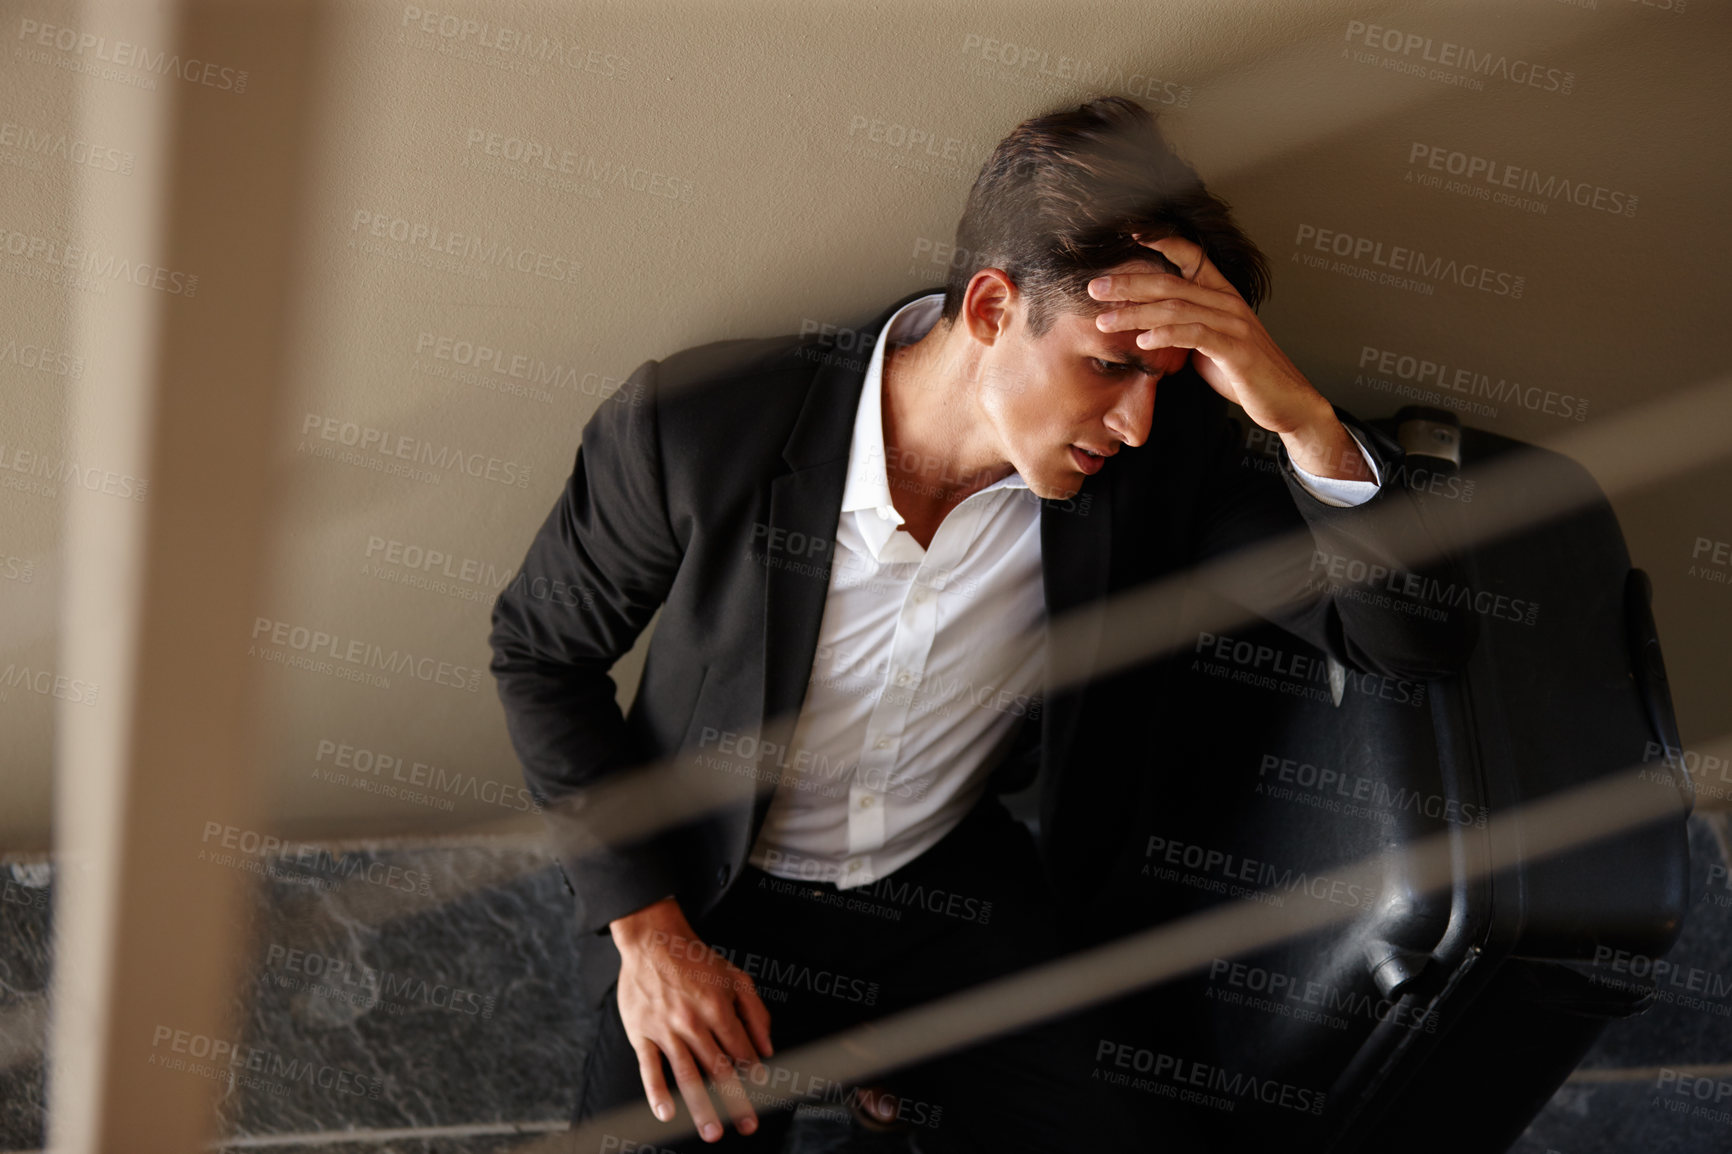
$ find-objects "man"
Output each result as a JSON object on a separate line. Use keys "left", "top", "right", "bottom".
{"left": 488, "top": 96, "right": 1475, "bottom": 1150}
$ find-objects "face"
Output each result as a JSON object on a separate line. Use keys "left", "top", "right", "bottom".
{"left": 966, "top": 257, "right": 1193, "bottom": 500}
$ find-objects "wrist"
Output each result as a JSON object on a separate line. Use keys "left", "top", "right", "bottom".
{"left": 1279, "top": 406, "right": 1371, "bottom": 483}
{"left": 609, "top": 895, "right": 686, "bottom": 954}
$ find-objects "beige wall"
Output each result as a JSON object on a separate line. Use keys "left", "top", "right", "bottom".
{"left": 3, "top": 0, "right": 1728, "bottom": 850}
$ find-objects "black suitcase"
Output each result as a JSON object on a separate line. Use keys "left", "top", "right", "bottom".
{"left": 1092, "top": 406, "right": 1693, "bottom": 1152}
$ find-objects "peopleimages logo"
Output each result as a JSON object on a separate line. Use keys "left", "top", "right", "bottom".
{"left": 1192, "top": 630, "right": 1427, "bottom": 708}
{"left": 298, "top": 413, "right": 532, "bottom": 488}
{"left": 249, "top": 616, "right": 485, "bottom": 693}
{"left": 646, "top": 931, "right": 880, "bottom": 1006}
{"left": 1307, "top": 550, "right": 1541, "bottom": 626}
{"left": 1342, "top": 20, "right": 1574, "bottom": 94}
{"left": 0, "top": 662, "right": 99, "bottom": 706}
{"left": 0, "top": 118, "right": 135, "bottom": 175}
{"left": 1257, "top": 753, "right": 1486, "bottom": 828}
{"left": 148, "top": 1026, "right": 382, "bottom": 1098}
{"left": 1293, "top": 224, "right": 1525, "bottom": 299}
{"left": 1095, "top": 1039, "right": 1327, "bottom": 1114}
{"left": 398, "top": 6, "right": 630, "bottom": 79}
{"left": 1406, "top": 142, "right": 1637, "bottom": 219}
{"left": 263, "top": 943, "right": 497, "bottom": 1017}
{"left": 0, "top": 441, "right": 148, "bottom": 501}
{"left": 1207, "top": 958, "right": 1439, "bottom": 1032}
{"left": 958, "top": 33, "right": 1192, "bottom": 106}
{"left": 1688, "top": 538, "right": 1732, "bottom": 590}
{"left": 312, "top": 737, "right": 541, "bottom": 814}
{"left": 1143, "top": 835, "right": 1380, "bottom": 910}
{"left": 461, "top": 128, "right": 692, "bottom": 201}
{"left": 362, "top": 535, "right": 516, "bottom": 602}
{"left": 0, "top": 226, "right": 199, "bottom": 296}
{"left": 197, "top": 821, "right": 434, "bottom": 896}
{"left": 17, "top": 18, "right": 249, "bottom": 92}
{"left": 1357, "top": 344, "right": 1587, "bottom": 422}
{"left": 348, "top": 209, "right": 582, "bottom": 285}
{"left": 0, "top": 335, "right": 84, "bottom": 377}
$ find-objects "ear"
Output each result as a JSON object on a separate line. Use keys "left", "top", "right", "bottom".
{"left": 962, "top": 268, "right": 1018, "bottom": 345}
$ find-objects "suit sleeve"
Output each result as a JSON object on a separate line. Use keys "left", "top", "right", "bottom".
{"left": 1191, "top": 402, "right": 1478, "bottom": 681}
{"left": 488, "top": 356, "right": 686, "bottom": 933}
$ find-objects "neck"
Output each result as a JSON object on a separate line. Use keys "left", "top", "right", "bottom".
{"left": 880, "top": 316, "right": 1013, "bottom": 507}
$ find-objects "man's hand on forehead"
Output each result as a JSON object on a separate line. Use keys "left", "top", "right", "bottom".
{"left": 1085, "top": 233, "right": 1356, "bottom": 470}
{"left": 1129, "top": 232, "right": 1206, "bottom": 282}
{"left": 1086, "top": 234, "right": 1206, "bottom": 309}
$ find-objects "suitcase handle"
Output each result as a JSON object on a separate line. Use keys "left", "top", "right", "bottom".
{"left": 1624, "top": 568, "right": 1693, "bottom": 811}
{"left": 1392, "top": 405, "right": 1462, "bottom": 467}
{"left": 1363, "top": 939, "right": 1434, "bottom": 1000}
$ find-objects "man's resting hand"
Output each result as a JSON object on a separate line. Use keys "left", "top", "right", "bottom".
{"left": 610, "top": 896, "right": 775, "bottom": 1142}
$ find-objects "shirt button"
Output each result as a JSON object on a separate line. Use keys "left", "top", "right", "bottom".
{"left": 913, "top": 588, "right": 930, "bottom": 604}
{"left": 859, "top": 796, "right": 875, "bottom": 809}
{"left": 846, "top": 860, "right": 862, "bottom": 873}
{"left": 875, "top": 737, "right": 891, "bottom": 750}
{"left": 895, "top": 672, "right": 910, "bottom": 686}
{"left": 715, "top": 863, "right": 731, "bottom": 887}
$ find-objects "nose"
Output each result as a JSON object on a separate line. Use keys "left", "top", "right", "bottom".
{"left": 1103, "top": 376, "right": 1158, "bottom": 448}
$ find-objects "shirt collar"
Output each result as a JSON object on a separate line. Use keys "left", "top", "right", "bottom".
{"left": 840, "top": 292, "right": 1029, "bottom": 561}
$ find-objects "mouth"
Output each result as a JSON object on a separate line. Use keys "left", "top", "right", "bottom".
{"left": 1068, "top": 444, "right": 1115, "bottom": 475}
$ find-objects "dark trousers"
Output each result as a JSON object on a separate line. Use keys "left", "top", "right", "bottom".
{"left": 572, "top": 795, "right": 1206, "bottom": 1152}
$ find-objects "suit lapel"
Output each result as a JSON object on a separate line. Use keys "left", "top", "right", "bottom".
{"left": 752, "top": 288, "right": 942, "bottom": 829}
{"left": 1038, "top": 465, "right": 1115, "bottom": 781}
{"left": 747, "top": 286, "right": 1118, "bottom": 830}
{"left": 756, "top": 462, "right": 848, "bottom": 818}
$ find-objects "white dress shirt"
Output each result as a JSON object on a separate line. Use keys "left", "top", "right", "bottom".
{"left": 746, "top": 293, "right": 1379, "bottom": 889}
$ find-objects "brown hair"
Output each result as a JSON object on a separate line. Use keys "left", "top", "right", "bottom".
{"left": 941, "top": 95, "right": 1270, "bottom": 337}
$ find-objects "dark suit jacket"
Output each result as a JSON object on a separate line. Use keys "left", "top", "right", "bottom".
{"left": 487, "top": 286, "right": 1477, "bottom": 996}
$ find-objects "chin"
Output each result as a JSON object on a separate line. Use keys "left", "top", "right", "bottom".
{"left": 1027, "top": 476, "right": 1082, "bottom": 502}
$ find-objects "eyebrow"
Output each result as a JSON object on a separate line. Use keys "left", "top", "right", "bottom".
{"left": 1096, "top": 348, "right": 1163, "bottom": 375}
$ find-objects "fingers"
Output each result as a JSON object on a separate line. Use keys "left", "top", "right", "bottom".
{"left": 633, "top": 1038, "right": 676, "bottom": 1124}
{"left": 1088, "top": 270, "right": 1229, "bottom": 313}
{"left": 704, "top": 982, "right": 767, "bottom": 1136}
{"left": 732, "top": 977, "right": 775, "bottom": 1058}
{"left": 1141, "top": 234, "right": 1224, "bottom": 289}
{"left": 712, "top": 1007, "right": 766, "bottom": 1071}
{"left": 1096, "top": 233, "right": 1238, "bottom": 306}
{"left": 692, "top": 1034, "right": 761, "bottom": 1137}
{"left": 635, "top": 1014, "right": 765, "bottom": 1141}
{"left": 661, "top": 1036, "right": 728, "bottom": 1143}
{"left": 1094, "top": 298, "right": 1243, "bottom": 341}
{"left": 617, "top": 934, "right": 775, "bottom": 1142}
{"left": 1118, "top": 322, "right": 1218, "bottom": 356}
